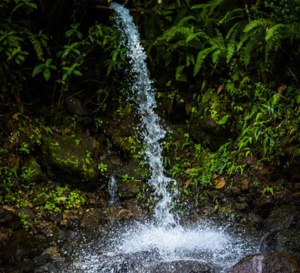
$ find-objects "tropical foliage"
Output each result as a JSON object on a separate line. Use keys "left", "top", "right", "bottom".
{"left": 1, "top": 0, "right": 300, "bottom": 213}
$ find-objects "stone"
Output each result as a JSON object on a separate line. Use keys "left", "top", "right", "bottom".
{"left": 188, "top": 111, "right": 237, "bottom": 151}
{"left": 263, "top": 205, "right": 299, "bottom": 232}
{"left": 1, "top": 230, "right": 49, "bottom": 265}
{"left": 40, "top": 134, "right": 100, "bottom": 190}
{"left": 0, "top": 208, "right": 21, "bottom": 229}
{"left": 152, "top": 260, "right": 217, "bottom": 273}
{"left": 80, "top": 208, "right": 104, "bottom": 231}
{"left": 227, "top": 253, "right": 300, "bottom": 273}
{"left": 260, "top": 227, "right": 300, "bottom": 261}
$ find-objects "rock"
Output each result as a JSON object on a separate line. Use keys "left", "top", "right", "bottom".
{"left": 239, "top": 179, "right": 250, "bottom": 191}
{"left": 95, "top": 250, "right": 160, "bottom": 273}
{"left": 66, "top": 96, "right": 88, "bottom": 116}
{"left": 227, "top": 252, "right": 300, "bottom": 273}
{"left": 263, "top": 205, "right": 299, "bottom": 232}
{"left": 260, "top": 227, "right": 300, "bottom": 261}
{"left": 189, "top": 112, "right": 237, "bottom": 151}
{"left": 80, "top": 208, "right": 105, "bottom": 231}
{"left": 253, "top": 196, "right": 274, "bottom": 218}
{"left": 0, "top": 208, "right": 21, "bottom": 229}
{"left": 105, "top": 203, "right": 133, "bottom": 225}
{"left": 1, "top": 230, "right": 49, "bottom": 265}
{"left": 117, "top": 178, "right": 143, "bottom": 200}
{"left": 152, "top": 260, "right": 217, "bottom": 273}
{"left": 22, "top": 154, "right": 44, "bottom": 182}
{"left": 40, "top": 134, "right": 100, "bottom": 190}
{"left": 235, "top": 202, "right": 248, "bottom": 211}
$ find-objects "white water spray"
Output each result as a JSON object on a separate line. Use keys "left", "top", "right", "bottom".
{"left": 111, "top": 2, "right": 177, "bottom": 227}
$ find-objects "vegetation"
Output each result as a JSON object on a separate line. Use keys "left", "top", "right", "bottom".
{"left": 1, "top": 0, "right": 300, "bottom": 222}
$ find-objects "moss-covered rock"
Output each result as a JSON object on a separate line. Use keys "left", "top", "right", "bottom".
{"left": 41, "top": 134, "right": 100, "bottom": 190}
{"left": 189, "top": 112, "right": 237, "bottom": 151}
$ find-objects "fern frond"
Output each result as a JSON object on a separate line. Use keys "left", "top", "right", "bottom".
{"left": 225, "top": 21, "right": 246, "bottom": 63}
{"left": 284, "top": 23, "right": 300, "bottom": 40}
{"left": 194, "top": 45, "right": 218, "bottom": 76}
{"left": 243, "top": 19, "right": 271, "bottom": 33}
{"left": 226, "top": 38, "right": 236, "bottom": 63}
{"left": 212, "top": 48, "right": 221, "bottom": 64}
{"left": 192, "top": 0, "right": 224, "bottom": 17}
{"left": 177, "top": 16, "right": 197, "bottom": 26}
{"left": 265, "top": 24, "right": 284, "bottom": 41}
{"left": 240, "top": 38, "right": 258, "bottom": 67}
{"left": 238, "top": 25, "right": 265, "bottom": 51}
{"left": 158, "top": 26, "right": 192, "bottom": 42}
{"left": 219, "top": 8, "right": 245, "bottom": 25}
{"left": 23, "top": 29, "right": 44, "bottom": 61}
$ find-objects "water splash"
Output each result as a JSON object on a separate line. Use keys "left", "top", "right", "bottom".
{"left": 110, "top": 2, "right": 177, "bottom": 227}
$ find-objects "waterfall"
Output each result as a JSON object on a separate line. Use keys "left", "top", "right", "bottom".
{"left": 108, "top": 175, "right": 119, "bottom": 205}
{"left": 64, "top": 5, "right": 258, "bottom": 272}
{"left": 110, "top": 2, "right": 178, "bottom": 227}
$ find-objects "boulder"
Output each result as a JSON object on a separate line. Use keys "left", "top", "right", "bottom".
{"left": 189, "top": 113, "right": 236, "bottom": 151}
{"left": 41, "top": 134, "right": 100, "bottom": 190}
{"left": 263, "top": 205, "right": 299, "bottom": 232}
{"left": 260, "top": 227, "right": 300, "bottom": 261}
{"left": 152, "top": 260, "right": 217, "bottom": 273}
{"left": 227, "top": 253, "right": 300, "bottom": 273}
{"left": 1, "top": 230, "right": 49, "bottom": 265}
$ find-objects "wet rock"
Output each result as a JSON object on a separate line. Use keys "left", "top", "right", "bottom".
{"left": 66, "top": 96, "right": 88, "bottom": 116}
{"left": 239, "top": 179, "right": 250, "bottom": 191}
{"left": 52, "top": 226, "right": 82, "bottom": 246}
{"left": 263, "top": 205, "right": 299, "bottom": 232}
{"left": 80, "top": 208, "right": 105, "bottom": 231}
{"left": 117, "top": 178, "right": 143, "bottom": 200}
{"left": 105, "top": 203, "right": 133, "bottom": 225}
{"left": 1, "top": 230, "right": 50, "bottom": 265}
{"left": 253, "top": 196, "right": 274, "bottom": 218}
{"left": 227, "top": 252, "right": 300, "bottom": 273}
{"left": 189, "top": 112, "right": 237, "bottom": 151}
{"left": 24, "top": 254, "right": 69, "bottom": 273}
{"left": 22, "top": 154, "right": 44, "bottom": 182}
{"left": 260, "top": 227, "right": 300, "bottom": 261}
{"left": 40, "top": 134, "right": 100, "bottom": 190}
{"left": 0, "top": 207, "right": 21, "bottom": 229}
{"left": 152, "top": 260, "right": 217, "bottom": 273}
{"left": 235, "top": 202, "right": 248, "bottom": 211}
{"left": 96, "top": 251, "right": 160, "bottom": 273}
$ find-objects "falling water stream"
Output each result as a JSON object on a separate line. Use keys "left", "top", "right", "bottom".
{"left": 66, "top": 3, "right": 258, "bottom": 272}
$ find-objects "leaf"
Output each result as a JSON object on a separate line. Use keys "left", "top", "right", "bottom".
{"left": 184, "top": 178, "right": 193, "bottom": 189}
{"left": 185, "top": 168, "right": 193, "bottom": 174}
{"left": 212, "top": 173, "right": 219, "bottom": 181}
{"left": 12, "top": 113, "right": 20, "bottom": 120}
{"left": 215, "top": 178, "right": 226, "bottom": 189}
{"left": 217, "top": 84, "right": 224, "bottom": 94}
{"left": 218, "top": 114, "right": 230, "bottom": 125}
{"left": 289, "top": 128, "right": 297, "bottom": 135}
{"left": 3, "top": 205, "right": 15, "bottom": 212}
{"left": 32, "top": 64, "right": 45, "bottom": 77}
{"left": 43, "top": 68, "right": 50, "bottom": 81}
{"left": 194, "top": 46, "right": 217, "bottom": 76}
{"left": 73, "top": 70, "right": 82, "bottom": 76}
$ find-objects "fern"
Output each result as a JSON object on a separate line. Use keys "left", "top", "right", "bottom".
{"left": 24, "top": 29, "right": 44, "bottom": 61}
{"left": 243, "top": 19, "right": 271, "bottom": 33}
{"left": 192, "top": 0, "right": 224, "bottom": 17}
{"left": 219, "top": 8, "right": 245, "bottom": 25}
{"left": 194, "top": 45, "right": 219, "bottom": 76}
{"left": 158, "top": 26, "right": 193, "bottom": 42}
{"left": 265, "top": 24, "right": 284, "bottom": 41}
